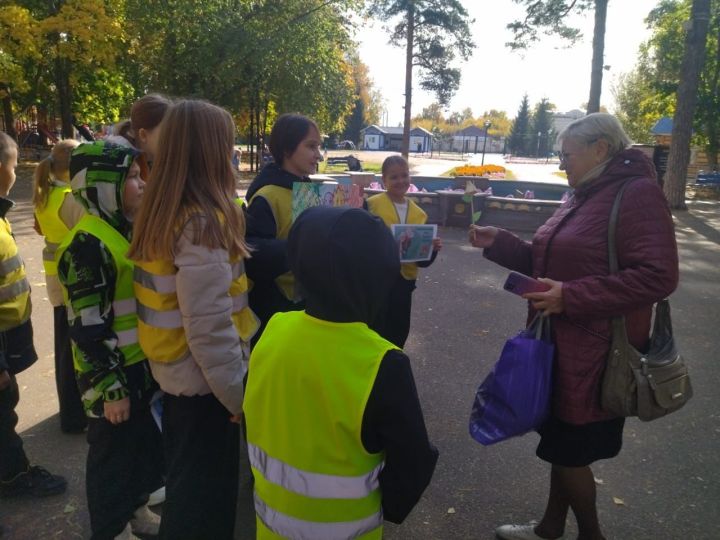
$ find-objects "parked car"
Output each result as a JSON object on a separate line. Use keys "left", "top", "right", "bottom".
{"left": 337, "top": 140, "right": 356, "bottom": 150}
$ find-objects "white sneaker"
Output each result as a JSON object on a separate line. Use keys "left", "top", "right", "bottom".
{"left": 130, "top": 505, "right": 161, "bottom": 536}
{"left": 114, "top": 523, "right": 141, "bottom": 540}
{"left": 495, "top": 524, "right": 564, "bottom": 540}
{"left": 147, "top": 485, "right": 166, "bottom": 506}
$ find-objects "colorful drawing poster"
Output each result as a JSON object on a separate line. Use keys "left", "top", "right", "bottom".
{"left": 391, "top": 224, "right": 437, "bottom": 262}
{"left": 292, "top": 182, "right": 364, "bottom": 220}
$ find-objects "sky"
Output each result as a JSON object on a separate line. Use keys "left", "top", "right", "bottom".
{"left": 357, "top": 0, "right": 662, "bottom": 125}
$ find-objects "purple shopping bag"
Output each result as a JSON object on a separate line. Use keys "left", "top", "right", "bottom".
{"left": 469, "top": 315, "right": 554, "bottom": 445}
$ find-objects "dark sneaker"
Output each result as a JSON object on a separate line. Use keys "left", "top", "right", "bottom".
{"left": 0, "top": 466, "right": 67, "bottom": 498}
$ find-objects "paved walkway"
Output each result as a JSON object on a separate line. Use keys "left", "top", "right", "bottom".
{"left": 3, "top": 161, "right": 719, "bottom": 539}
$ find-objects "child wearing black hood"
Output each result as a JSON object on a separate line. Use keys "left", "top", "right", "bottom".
{"left": 244, "top": 206, "right": 438, "bottom": 539}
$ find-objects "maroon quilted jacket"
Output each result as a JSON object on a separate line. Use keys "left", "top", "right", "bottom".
{"left": 485, "top": 148, "right": 679, "bottom": 424}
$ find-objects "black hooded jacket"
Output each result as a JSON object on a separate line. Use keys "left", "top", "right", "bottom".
{"left": 244, "top": 163, "right": 311, "bottom": 338}
{"left": 287, "top": 207, "right": 438, "bottom": 523}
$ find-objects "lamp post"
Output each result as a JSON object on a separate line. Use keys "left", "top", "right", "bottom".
{"left": 536, "top": 131, "right": 542, "bottom": 158}
{"left": 481, "top": 120, "right": 492, "bottom": 166}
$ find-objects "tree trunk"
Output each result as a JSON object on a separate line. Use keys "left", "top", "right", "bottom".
{"left": 0, "top": 83, "right": 17, "bottom": 141}
{"left": 704, "top": 19, "right": 720, "bottom": 171}
{"left": 249, "top": 95, "right": 256, "bottom": 173}
{"left": 55, "top": 56, "right": 74, "bottom": 139}
{"left": 401, "top": 4, "right": 415, "bottom": 158}
{"left": 664, "top": 0, "right": 712, "bottom": 209}
{"left": 255, "top": 102, "right": 261, "bottom": 172}
{"left": 587, "top": 0, "right": 608, "bottom": 114}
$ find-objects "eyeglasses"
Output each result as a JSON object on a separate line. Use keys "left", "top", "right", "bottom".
{"left": 558, "top": 138, "right": 599, "bottom": 163}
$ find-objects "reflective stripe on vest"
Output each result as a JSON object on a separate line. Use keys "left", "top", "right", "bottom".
{"left": 0, "top": 277, "right": 30, "bottom": 303}
{"left": 245, "top": 311, "right": 396, "bottom": 540}
{"left": 249, "top": 184, "right": 301, "bottom": 302}
{"left": 35, "top": 185, "right": 71, "bottom": 277}
{"left": 0, "top": 219, "right": 32, "bottom": 331}
{"left": 248, "top": 443, "right": 382, "bottom": 500}
{"left": 134, "top": 255, "right": 259, "bottom": 363}
{"left": 0, "top": 254, "right": 22, "bottom": 275}
{"left": 254, "top": 494, "right": 383, "bottom": 540}
{"left": 366, "top": 192, "right": 427, "bottom": 281}
{"left": 55, "top": 214, "right": 145, "bottom": 369}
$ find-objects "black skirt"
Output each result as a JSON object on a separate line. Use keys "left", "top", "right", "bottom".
{"left": 536, "top": 416, "right": 625, "bottom": 467}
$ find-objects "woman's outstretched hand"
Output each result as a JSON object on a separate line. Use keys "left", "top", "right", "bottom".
{"left": 468, "top": 225, "right": 498, "bottom": 249}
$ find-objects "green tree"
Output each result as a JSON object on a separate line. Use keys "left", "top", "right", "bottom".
{"left": 613, "top": 0, "right": 719, "bottom": 197}
{"left": 125, "top": 0, "right": 358, "bottom": 169}
{"left": 507, "top": 0, "right": 609, "bottom": 114}
{"left": 342, "top": 54, "right": 381, "bottom": 144}
{"left": 368, "top": 0, "right": 474, "bottom": 157}
{"left": 0, "top": 1, "right": 129, "bottom": 138}
{"left": 479, "top": 110, "right": 512, "bottom": 137}
{"left": 509, "top": 94, "right": 531, "bottom": 156}
{"left": 531, "top": 98, "right": 555, "bottom": 157}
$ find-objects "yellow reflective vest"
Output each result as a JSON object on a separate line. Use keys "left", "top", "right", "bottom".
{"left": 245, "top": 311, "right": 398, "bottom": 540}
{"left": 366, "top": 193, "right": 427, "bottom": 280}
{"left": 248, "top": 184, "right": 299, "bottom": 302}
{"left": 55, "top": 214, "right": 145, "bottom": 370}
{"left": 133, "top": 241, "right": 259, "bottom": 364}
{"left": 34, "top": 182, "right": 71, "bottom": 277}
{"left": 0, "top": 217, "right": 31, "bottom": 332}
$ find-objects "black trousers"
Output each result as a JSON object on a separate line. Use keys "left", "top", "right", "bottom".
{"left": 53, "top": 305, "right": 86, "bottom": 432}
{"left": 160, "top": 393, "right": 239, "bottom": 540}
{"left": 373, "top": 277, "right": 416, "bottom": 348}
{"left": 0, "top": 375, "right": 29, "bottom": 481}
{"left": 86, "top": 406, "right": 164, "bottom": 540}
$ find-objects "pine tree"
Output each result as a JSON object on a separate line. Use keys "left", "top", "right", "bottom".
{"left": 531, "top": 98, "right": 554, "bottom": 157}
{"left": 509, "top": 94, "right": 531, "bottom": 156}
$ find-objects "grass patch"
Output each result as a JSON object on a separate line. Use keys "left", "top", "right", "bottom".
{"left": 438, "top": 168, "right": 517, "bottom": 180}
{"left": 318, "top": 162, "right": 381, "bottom": 174}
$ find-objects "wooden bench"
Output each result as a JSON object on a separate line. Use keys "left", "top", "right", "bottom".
{"left": 326, "top": 155, "right": 363, "bottom": 171}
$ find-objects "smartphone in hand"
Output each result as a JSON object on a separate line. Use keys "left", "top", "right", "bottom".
{"left": 503, "top": 271, "right": 551, "bottom": 296}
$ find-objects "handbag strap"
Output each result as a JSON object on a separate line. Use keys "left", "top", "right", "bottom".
{"left": 607, "top": 180, "right": 637, "bottom": 274}
{"left": 607, "top": 178, "right": 671, "bottom": 342}
{"left": 607, "top": 179, "right": 639, "bottom": 340}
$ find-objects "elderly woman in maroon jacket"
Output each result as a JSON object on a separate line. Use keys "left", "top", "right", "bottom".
{"left": 470, "top": 113, "right": 678, "bottom": 540}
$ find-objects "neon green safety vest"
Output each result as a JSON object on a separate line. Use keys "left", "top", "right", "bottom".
{"left": 34, "top": 183, "right": 71, "bottom": 277}
{"left": 244, "top": 311, "right": 398, "bottom": 539}
{"left": 366, "top": 193, "right": 428, "bottom": 280}
{"left": 133, "top": 233, "right": 259, "bottom": 364}
{"left": 0, "top": 218, "right": 31, "bottom": 331}
{"left": 56, "top": 214, "right": 145, "bottom": 370}
{"left": 248, "top": 184, "right": 300, "bottom": 302}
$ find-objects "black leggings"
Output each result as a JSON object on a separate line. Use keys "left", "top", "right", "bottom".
{"left": 160, "top": 393, "right": 240, "bottom": 540}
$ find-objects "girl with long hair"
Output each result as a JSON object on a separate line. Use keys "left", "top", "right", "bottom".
{"left": 107, "top": 94, "right": 171, "bottom": 178}
{"left": 244, "top": 113, "right": 322, "bottom": 342}
{"left": 128, "top": 99, "right": 258, "bottom": 540}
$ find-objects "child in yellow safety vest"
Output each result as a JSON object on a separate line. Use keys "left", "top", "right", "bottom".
{"left": 57, "top": 141, "right": 163, "bottom": 539}
{"left": 244, "top": 206, "right": 438, "bottom": 539}
{"left": 32, "top": 139, "right": 88, "bottom": 434}
{"left": 0, "top": 130, "right": 68, "bottom": 507}
{"left": 366, "top": 155, "right": 442, "bottom": 347}
{"left": 128, "top": 99, "right": 258, "bottom": 540}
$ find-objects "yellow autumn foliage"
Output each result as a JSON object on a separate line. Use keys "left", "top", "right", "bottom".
{"left": 450, "top": 164, "right": 506, "bottom": 177}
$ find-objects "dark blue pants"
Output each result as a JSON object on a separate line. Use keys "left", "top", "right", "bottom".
{"left": 0, "top": 375, "right": 29, "bottom": 481}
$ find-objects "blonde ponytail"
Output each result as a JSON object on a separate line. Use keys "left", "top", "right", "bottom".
{"left": 32, "top": 157, "right": 53, "bottom": 208}
{"left": 33, "top": 139, "right": 80, "bottom": 209}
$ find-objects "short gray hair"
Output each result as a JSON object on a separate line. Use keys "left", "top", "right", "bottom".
{"left": 557, "top": 113, "right": 632, "bottom": 158}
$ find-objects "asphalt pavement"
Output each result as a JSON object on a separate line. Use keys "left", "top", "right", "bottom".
{"left": 2, "top": 165, "right": 719, "bottom": 539}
